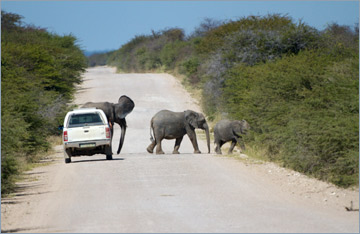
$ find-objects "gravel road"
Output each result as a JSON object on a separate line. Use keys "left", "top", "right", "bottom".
{"left": 1, "top": 66, "right": 359, "bottom": 233}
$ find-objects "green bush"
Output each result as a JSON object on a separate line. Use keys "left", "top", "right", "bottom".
{"left": 160, "top": 41, "right": 187, "bottom": 70}
{"left": 223, "top": 50, "right": 358, "bottom": 187}
{"left": 108, "top": 28, "right": 186, "bottom": 72}
{"left": 199, "top": 15, "right": 321, "bottom": 121}
{"left": 104, "top": 13, "right": 359, "bottom": 187}
{"left": 180, "top": 56, "right": 200, "bottom": 83}
{"left": 195, "top": 14, "right": 294, "bottom": 55}
{"left": 1, "top": 154, "right": 19, "bottom": 194}
{"left": 1, "top": 11, "right": 87, "bottom": 195}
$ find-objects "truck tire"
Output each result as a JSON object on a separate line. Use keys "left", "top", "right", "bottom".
{"left": 105, "top": 145, "right": 113, "bottom": 160}
{"left": 64, "top": 149, "right": 72, "bottom": 164}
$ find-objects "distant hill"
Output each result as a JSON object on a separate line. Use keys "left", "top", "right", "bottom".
{"left": 86, "top": 50, "right": 115, "bottom": 67}
{"left": 84, "top": 49, "right": 114, "bottom": 57}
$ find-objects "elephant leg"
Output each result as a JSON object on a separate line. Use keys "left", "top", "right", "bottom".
{"left": 147, "top": 124, "right": 156, "bottom": 154}
{"left": 153, "top": 131, "right": 164, "bottom": 154}
{"left": 235, "top": 136, "right": 245, "bottom": 152}
{"left": 155, "top": 139, "right": 165, "bottom": 154}
{"left": 147, "top": 140, "right": 156, "bottom": 154}
{"left": 109, "top": 121, "right": 114, "bottom": 147}
{"left": 153, "top": 130, "right": 165, "bottom": 154}
{"left": 215, "top": 140, "right": 223, "bottom": 155}
{"left": 173, "top": 136, "right": 183, "bottom": 154}
{"left": 228, "top": 139, "right": 237, "bottom": 154}
{"left": 110, "top": 121, "right": 114, "bottom": 136}
{"left": 187, "top": 130, "right": 201, "bottom": 154}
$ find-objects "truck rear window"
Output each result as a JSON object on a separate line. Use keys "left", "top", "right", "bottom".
{"left": 68, "top": 113, "right": 104, "bottom": 128}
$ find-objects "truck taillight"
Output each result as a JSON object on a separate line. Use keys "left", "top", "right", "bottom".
{"left": 63, "top": 131, "right": 68, "bottom": 142}
{"left": 106, "top": 127, "right": 111, "bottom": 139}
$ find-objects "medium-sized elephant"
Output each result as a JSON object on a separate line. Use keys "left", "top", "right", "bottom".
{"left": 147, "top": 110, "right": 210, "bottom": 154}
{"left": 82, "top": 95, "right": 135, "bottom": 155}
{"left": 214, "top": 119, "right": 250, "bottom": 155}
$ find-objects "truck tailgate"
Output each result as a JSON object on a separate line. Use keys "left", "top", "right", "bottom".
{"left": 67, "top": 126, "right": 107, "bottom": 142}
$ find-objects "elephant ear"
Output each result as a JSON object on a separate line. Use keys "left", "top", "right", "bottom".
{"left": 240, "top": 119, "right": 250, "bottom": 133}
{"left": 230, "top": 120, "right": 242, "bottom": 134}
{"left": 185, "top": 110, "right": 198, "bottom": 129}
{"left": 116, "top": 95, "right": 135, "bottom": 119}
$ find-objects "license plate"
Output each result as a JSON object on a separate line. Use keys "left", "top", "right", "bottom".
{"left": 79, "top": 143, "right": 96, "bottom": 148}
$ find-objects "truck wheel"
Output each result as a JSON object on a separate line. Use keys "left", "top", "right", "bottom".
{"left": 64, "top": 149, "right": 72, "bottom": 164}
{"left": 105, "top": 145, "right": 113, "bottom": 160}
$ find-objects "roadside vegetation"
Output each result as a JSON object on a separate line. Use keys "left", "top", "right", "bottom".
{"left": 93, "top": 14, "right": 358, "bottom": 188}
{"left": 1, "top": 11, "right": 87, "bottom": 195}
{"left": 87, "top": 51, "right": 114, "bottom": 67}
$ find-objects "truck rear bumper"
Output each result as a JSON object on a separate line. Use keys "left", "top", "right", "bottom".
{"left": 63, "top": 139, "right": 112, "bottom": 158}
{"left": 64, "top": 139, "right": 111, "bottom": 148}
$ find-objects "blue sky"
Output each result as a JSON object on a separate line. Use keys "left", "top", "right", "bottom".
{"left": 2, "top": 1, "right": 359, "bottom": 52}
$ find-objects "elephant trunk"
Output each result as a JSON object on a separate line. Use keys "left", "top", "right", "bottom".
{"left": 117, "top": 119, "right": 127, "bottom": 154}
{"left": 203, "top": 123, "right": 210, "bottom": 153}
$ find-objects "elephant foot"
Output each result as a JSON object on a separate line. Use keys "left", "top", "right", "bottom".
{"left": 146, "top": 146, "right": 154, "bottom": 154}
{"left": 156, "top": 151, "right": 165, "bottom": 155}
{"left": 215, "top": 146, "right": 222, "bottom": 155}
{"left": 194, "top": 150, "right": 201, "bottom": 154}
{"left": 172, "top": 150, "right": 180, "bottom": 154}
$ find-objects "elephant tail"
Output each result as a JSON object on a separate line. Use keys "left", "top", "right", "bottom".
{"left": 149, "top": 123, "right": 155, "bottom": 143}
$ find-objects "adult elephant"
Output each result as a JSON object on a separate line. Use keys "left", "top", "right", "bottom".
{"left": 214, "top": 119, "right": 250, "bottom": 155}
{"left": 147, "top": 110, "right": 210, "bottom": 154}
{"left": 82, "top": 95, "right": 135, "bottom": 155}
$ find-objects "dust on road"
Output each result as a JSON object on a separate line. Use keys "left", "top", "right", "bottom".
{"left": 1, "top": 67, "right": 359, "bottom": 233}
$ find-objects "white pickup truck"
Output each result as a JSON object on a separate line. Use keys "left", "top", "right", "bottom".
{"left": 62, "top": 108, "right": 112, "bottom": 163}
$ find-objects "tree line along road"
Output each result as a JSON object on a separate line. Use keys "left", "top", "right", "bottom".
{"left": 1, "top": 66, "right": 358, "bottom": 233}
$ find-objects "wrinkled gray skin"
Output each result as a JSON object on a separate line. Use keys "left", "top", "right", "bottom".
{"left": 214, "top": 119, "right": 250, "bottom": 155}
{"left": 82, "top": 95, "right": 135, "bottom": 155}
{"left": 147, "top": 110, "right": 210, "bottom": 154}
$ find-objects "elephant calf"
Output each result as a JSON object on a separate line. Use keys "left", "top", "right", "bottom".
{"left": 214, "top": 119, "right": 250, "bottom": 155}
{"left": 147, "top": 110, "right": 210, "bottom": 154}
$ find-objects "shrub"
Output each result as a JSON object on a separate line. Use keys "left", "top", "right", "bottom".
{"left": 190, "top": 18, "right": 223, "bottom": 38}
{"left": 1, "top": 11, "right": 86, "bottom": 194}
{"left": 200, "top": 15, "right": 320, "bottom": 118}
{"left": 223, "top": 50, "right": 358, "bottom": 187}
{"left": 180, "top": 56, "right": 200, "bottom": 83}
{"left": 196, "top": 14, "right": 294, "bottom": 55}
{"left": 104, "top": 13, "right": 359, "bottom": 187}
